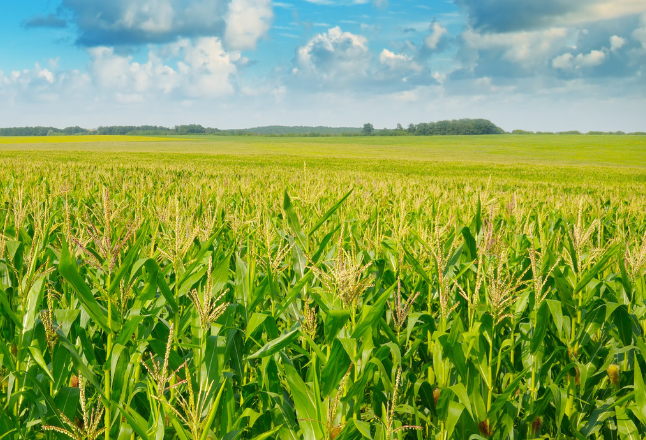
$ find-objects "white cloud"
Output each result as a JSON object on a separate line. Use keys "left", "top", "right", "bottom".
{"left": 60, "top": 0, "right": 272, "bottom": 50}
{"left": 118, "top": 1, "right": 175, "bottom": 33}
{"left": 462, "top": 27, "right": 570, "bottom": 68}
{"left": 424, "top": 22, "right": 448, "bottom": 50}
{"left": 633, "top": 27, "right": 646, "bottom": 48}
{"left": 0, "top": 63, "right": 91, "bottom": 104}
{"left": 36, "top": 65, "right": 55, "bottom": 84}
{"left": 379, "top": 49, "right": 422, "bottom": 73}
{"left": 610, "top": 35, "right": 627, "bottom": 51}
{"left": 373, "top": 0, "right": 388, "bottom": 9}
{"left": 88, "top": 47, "right": 178, "bottom": 94}
{"left": 176, "top": 38, "right": 239, "bottom": 96}
{"left": 563, "top": 0, "right": 646, "bottom": 25}
{"left": 552, "top": 49, "right": 606, "bottom": 69}
{"left": 224, "top": 0, "right": 273, "bottom": 50}
{"left": 88, "top": 38, "right": 238, "bottom": 99}
{"left": 457, "top": 0, "right": 646, "bottom": 32}
{"left": 294, "top": 27, "right": 371, "bottom": 81}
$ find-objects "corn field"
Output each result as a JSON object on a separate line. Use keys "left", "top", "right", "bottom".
{"left": 1, "top": 154, "right": 646, "bottom": 440}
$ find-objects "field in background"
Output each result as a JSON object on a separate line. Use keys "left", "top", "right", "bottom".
{"left": 0, "top": 134, "right": 644, "bottom": 168}
{"left": 0, "top": 135, "right": 177, "bottom": 144}
{"left": 1, "top": 134, "right": 645, "bottom": 440}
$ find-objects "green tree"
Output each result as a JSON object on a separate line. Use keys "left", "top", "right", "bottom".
{"left": 362, "top": 123, "right": 374, "bottom": 135}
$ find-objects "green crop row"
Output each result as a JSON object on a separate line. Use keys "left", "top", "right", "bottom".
{"left": 0, "top": 155, "right": 645, "bottom": 440}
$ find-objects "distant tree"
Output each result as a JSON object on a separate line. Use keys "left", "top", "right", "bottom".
{"left": 396, "top": 123, "right": 404, "bottom": 131}
{"left": 407, "top": 123, "right": 416, "bottom": 134}
{"left": 362, "top": 123, "right": 374, "bottom": 136}
{"left": 410, "top": 119, "right": 503, "bottom": 136}
{"left": 176, "top": 124, "right": 206, "bottom": 135}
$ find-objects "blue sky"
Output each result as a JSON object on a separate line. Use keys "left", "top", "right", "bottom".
{"left": 1, "top": 0, "right": 645, "bottom": 131}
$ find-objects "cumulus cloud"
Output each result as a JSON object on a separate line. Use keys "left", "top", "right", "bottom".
{"left": 450, "top": 0, "right": 646, "bottom": 86}
{"left": 88, "top": 38, "right": 238, "bottom": 100}
{"left": 552, "top": 50, "right": 606, "bottom": 69}
{"left": 224, "top": 0, "right": 273, "bottom": 50}
{"left": 610, "top": 35, "right": 627, "bottom": 51}
{"left": 59, "top": 0, "right": 272, "bottom": 50}
{"left": 459, "top": 27, "right": 571, "bottom": 73}
{"left": 292, "top": 27, "right": 434, "bottom": 92}
{"left": 455, "top": 0, "right": 646, "bottom": 33}
{"left": 379, "top": 49, "right": 422, "bottom": 73}
{"left": 293, "top": 27, "right": 371, "bottom": 81}
{"left": 634, "top": 27, "right": 646, "bottom": 48}
{"left": 424, "top": 22, "right": 448, "bottom": 50}
{"left": 22, "top": 13, "right": 68, "bottom": 29}
{"left": 0, "top": 63, "right": 91, "bottom": 104}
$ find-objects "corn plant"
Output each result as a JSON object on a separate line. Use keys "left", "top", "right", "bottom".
{"left": 0, "top": 152, "right": 644, "bottom": 440}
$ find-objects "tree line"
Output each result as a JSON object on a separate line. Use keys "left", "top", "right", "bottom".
{"left": 362, "top": 118, "right": 505, "bottom": 136}
{"left": 0, "top": 124, "right": 221, "bottom": 136}
{"left": 1, "top": 120, "right": 644, "bottom": 137}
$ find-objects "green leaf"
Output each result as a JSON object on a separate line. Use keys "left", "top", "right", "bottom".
{"left": 21, "top": 277, "right": 45, "bottom": 349}
{"left": 335, "top": 419, "right": 372, "bottom": 440}
{"left": 311, "top": 225, "right": 342, "bottom": 264}
{"left": 204, "top": 335, "right": 221, "bottom": 385}
{"left": 211, "top": 251, "right": 232, "bottom": 295}
{"left": 460, "top": 226, "right": 477, "bottom": 261}
{"left": 117, "top": 404, "right": 150, "bottom": 440}
{"left": 142, "top": 259, "right": 177, "bottom": 313}
{"left": 324, "top": 309, "right": 351, "bottom": 345}
{"left": 320, "top": 338, "right": 352, "bottom": 397}
{"left": 247, "top": 327, "right": 301, "bottom": 360}
{"left": 634, "top": 357, "right": 646, "bottom": 420}
{"left": 284, "top": 363, "right": 324, "bottom": 440}
{"left": 445, "top": 401, "right": 464, "bottom": 439}
{"left": 114, "top": 315, "right": 145, "bottom": 346}
{"left": 546, "top": 299, "right": 563, "bottom": 335}
{"left": 531, "top": 301, "right": 550, "bottom": 354}
{"left": 574, "top": 244, "right": 619, "bottom": 293}
{"left": 418, "top": 381, "right": 437, "bottom": 416}
{"left": 449, "top": 383, "right": 474, "bottom": 421}
{"left": 107, "top": 225, "right": 147, "bottom": 298}
{"left": 488, "top": 367, "right": 529, "bottom": 417}
{"left": 616, "top": 406, "right": 639, "bottom": 440}
{"left": 59, "top": 240, "right": 113, "bottom": 332}
{"left": 276, "top": 270, "right": 315, "bottom": 316}
{"left": 309, "top": 189, "right": 353, "bottom": 237}
{"left": 470, "top": 196, "right": 482, "bottom": 236}
{"left": 612, "top": 305, "right": 633, "bottom": 346}
{"left": 0, "top": 287, "right": 21, "bottom": 329}
{"left": 351, "top": 282, "right": 396, "bottom": 338}
{"left": 53, "top": 387, "right": 80, "bottom": 422}
{"left": 284, "top": 191, "right": 307, "bottom": 250}
{"left": 179, "top": 231, "right": 220, "bottom": 288}
{"left": 200, "top": 380, "right": 227, "bottom": 440}
{"left": 246, "top": 313, "right": 269, "bottom": 341}
{"left": 404, "top": 248, "right": 432, "bottom": 285}
{"left": 28, "top": 343, "right": 54, "bottom": 382}
{"left": 248, "top": 424, "right": 283, "bottom": 440}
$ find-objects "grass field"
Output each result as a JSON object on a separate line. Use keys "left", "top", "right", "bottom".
{"left": 0, "top": 135, "right": 178, "bottom": 144}
{"left": 0, "top": 135, "right": 645, "bottom": 440}
{"left": 1, "top": 134, "right": 645, "bottom": 167}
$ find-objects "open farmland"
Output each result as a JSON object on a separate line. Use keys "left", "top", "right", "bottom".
{"left": 0, "top": 135, "right": 646, "bottom": 440}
